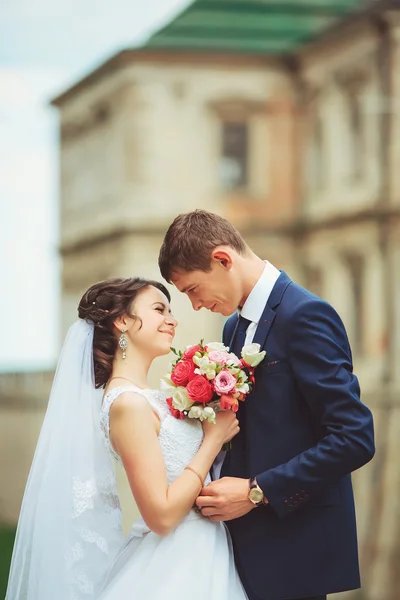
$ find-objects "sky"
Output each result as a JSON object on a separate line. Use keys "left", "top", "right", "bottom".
{"left": 0, "top": 0, "right": 190, "bottom": 371}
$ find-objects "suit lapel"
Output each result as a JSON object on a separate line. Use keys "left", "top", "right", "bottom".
{"left": 252, "top": 304, "right": 276, "bottom": 349}
{"left": 225, "top": 271, "right": 292, "bottom": 353}
{"left": 252, "top": 271, "right": 292, "bottom": 349}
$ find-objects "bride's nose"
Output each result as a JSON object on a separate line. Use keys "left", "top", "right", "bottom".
{"left": 166, "top": 314, "right": 178, "bottom": 328}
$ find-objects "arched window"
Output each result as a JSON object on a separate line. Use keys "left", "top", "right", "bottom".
{"left": 220, "top": 121, "right": 248, "bottom": 190}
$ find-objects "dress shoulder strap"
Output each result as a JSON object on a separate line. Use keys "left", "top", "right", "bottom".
{"left": 99, "top": 386, "right": 166, "bottom": 462}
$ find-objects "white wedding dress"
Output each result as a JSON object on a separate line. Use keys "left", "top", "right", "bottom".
{"left": 98, "top": 385, "right": 248, "bottom": 600}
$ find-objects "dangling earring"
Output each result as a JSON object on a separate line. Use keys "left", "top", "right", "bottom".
{"left": 119, "top": 329, "right": 128, "bottom": 359}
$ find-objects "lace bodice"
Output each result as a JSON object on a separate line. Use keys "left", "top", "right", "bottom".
{"left": 100, "top": 386, "right": 211, "bottom": 486}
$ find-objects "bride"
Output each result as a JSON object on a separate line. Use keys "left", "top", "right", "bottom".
{"left": 6, "top": 277, "right": 248, "bottom": 600}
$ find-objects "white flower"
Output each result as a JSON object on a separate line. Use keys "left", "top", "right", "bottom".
{"left": 235, "top": 382, "right": 250, "bottom": 394}
{"left": 188, "top": 405, "right": 203, "bottom": 419}
{"left": 234, "top": 369, "right": 247, "bottom": 384}
{"left": 241, "top": 343, "right": 266, "bottom": 367}
{"left": 205, "top": 342, "right": 229, "bottom": 352}
{"left": 194, "top": 355, "right": 217, "bottom": 379}
{"left": 200, "top": 406, "right": 216, "bottom": 424}
{"left": 193, "top": 355, "right": 210, "bottom": 368}
{"left": 195, "top": 366, "right": 216, "bottom": 380}
{"left": 160, "top": 375, "right": 177, "bottom": 394}
{"left": 171, "top": 387, "right": 193, "bottom": 412}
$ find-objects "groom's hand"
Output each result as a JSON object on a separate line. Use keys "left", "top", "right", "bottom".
{"left": 195, "top": 477, "right": 254, "bottom": 521}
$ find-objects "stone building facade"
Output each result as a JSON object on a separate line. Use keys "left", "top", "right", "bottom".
{"left": 1, "top": 2, "right": 399, "bottom": 598}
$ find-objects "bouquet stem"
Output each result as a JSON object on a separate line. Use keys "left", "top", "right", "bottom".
{"left": 222, "top": 441, "right": 232, "bottom": 451}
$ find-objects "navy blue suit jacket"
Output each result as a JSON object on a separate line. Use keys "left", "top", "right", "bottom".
{"left": 221, "top": 272, "right": 375, "bottom": 600}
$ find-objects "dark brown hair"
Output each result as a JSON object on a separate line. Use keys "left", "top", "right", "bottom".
{"left": 158, "top": 209, "right": 247, "bottom": 282}
{"left": 78, "top": 277, "right": 171, "bottom": 389}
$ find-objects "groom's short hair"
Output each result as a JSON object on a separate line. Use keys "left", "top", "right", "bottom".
{"left": 159, "top": 209, "right": 247, "bottom": 283}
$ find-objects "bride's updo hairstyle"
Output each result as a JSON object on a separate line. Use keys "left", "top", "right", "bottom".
{"left": 78, "top": 277, "right": 171, "bottom": 389}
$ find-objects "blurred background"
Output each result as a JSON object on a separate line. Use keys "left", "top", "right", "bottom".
{"left": 1, "top": 0, "right": 399, "bottom": 598}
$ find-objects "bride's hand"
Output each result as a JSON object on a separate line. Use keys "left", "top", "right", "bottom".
{"left": 203, "top": 410, "right": 240, "bottom": 446}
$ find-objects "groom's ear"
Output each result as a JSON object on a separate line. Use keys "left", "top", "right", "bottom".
{"left": 211, "top": 248, "right": 233, "bottom": 271}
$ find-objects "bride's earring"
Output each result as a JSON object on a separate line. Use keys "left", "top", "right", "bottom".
{"left": 119, "top": 329, "right": 128, "bottom": 359}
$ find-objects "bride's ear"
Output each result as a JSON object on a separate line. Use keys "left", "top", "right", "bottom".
{"left": 113, "top": 315, "right": 129, "bottom": 332}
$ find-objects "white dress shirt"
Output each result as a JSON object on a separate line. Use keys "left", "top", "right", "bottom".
{"left": 212, "top": 260, "right": 280, "bottom": 480}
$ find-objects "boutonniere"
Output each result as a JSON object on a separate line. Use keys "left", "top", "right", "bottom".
{"left": 240, "top": 343, "right": 266, "bottom": 384}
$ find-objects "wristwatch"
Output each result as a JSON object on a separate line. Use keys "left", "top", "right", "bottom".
{"left": 248, "top": 477, "right": 264, "bottom": 506}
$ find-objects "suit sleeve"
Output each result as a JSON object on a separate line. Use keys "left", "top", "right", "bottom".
{"left": 257, "top": 298, "right": 375, "bottom": 518}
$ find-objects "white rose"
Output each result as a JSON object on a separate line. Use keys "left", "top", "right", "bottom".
{"left": 188, "top": 405, "right": 203, "bottom": 419}
{"left": 171, "top": 387, "right": 193, "bottom": 412}
{"left": 160, "top": 375, "right": 177, "bottom": 394}
{"left": 205, "top": 342, "right": 229, "bottom": 352}
{"left": 200, "top": 406, "right": 216, "bottom": 424}
{"left": 241, "top": 343, "right": 266, "bottom": 367}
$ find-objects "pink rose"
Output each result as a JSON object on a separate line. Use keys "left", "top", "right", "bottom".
{"left": 186, "top": 375, "right": 214, "bottom": 404}
{"left": 171, "top": 360, "right": 196, "bottom": 387}
{"left": 183, "top": 345, "right": 202, "bottom": 360}
{"left": 213, "top": 369, "right": 237, "bottom": 395}
{"left": 219, "top": 394, "right": 239, "bottom": 413}
{"left": 208, "top": 350, "right": 231, "bottom": 365}
{"left": 226, "top": 353, "right": 241, "bottom": 366}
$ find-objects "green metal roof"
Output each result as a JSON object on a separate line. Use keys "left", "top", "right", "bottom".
{"left": 144, "top": 0, "right": 366, "bottom": 55}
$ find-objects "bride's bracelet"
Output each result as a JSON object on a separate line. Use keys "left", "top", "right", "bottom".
{"left": 184, "top": 466, "right": 204, "bottom": 489}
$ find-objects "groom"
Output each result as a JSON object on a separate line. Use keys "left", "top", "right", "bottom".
{"left": 158, "top": 210, "right": 375, "bottom": 600}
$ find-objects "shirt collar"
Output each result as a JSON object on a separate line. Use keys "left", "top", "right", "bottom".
{"left": 240, "top": 261, "right": 280, "bottom": 324}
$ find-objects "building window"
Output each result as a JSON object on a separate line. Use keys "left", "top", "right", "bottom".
{"left": 344, "top": 253, "right": 365, "bottom": 356}
{"left": 93, "top": 103, "right": 110, "bottom": 124}
{"left": 348, "top": 93, "right": 364, "bottom": 180}
{"left": 219, "top": 121, "right": 248, "bottom": 190}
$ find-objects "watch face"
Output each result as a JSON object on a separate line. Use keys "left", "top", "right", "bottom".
{"left": 249, "top": 488, "right": 264, "bottom": 504}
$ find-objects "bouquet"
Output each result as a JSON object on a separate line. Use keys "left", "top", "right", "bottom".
{"left": 161, "top": 341, "right": 266, "bottom": 449}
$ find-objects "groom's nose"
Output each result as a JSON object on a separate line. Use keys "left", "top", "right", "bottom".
{"left": 192, "top": 299, "right": 202, "bottom": 311}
